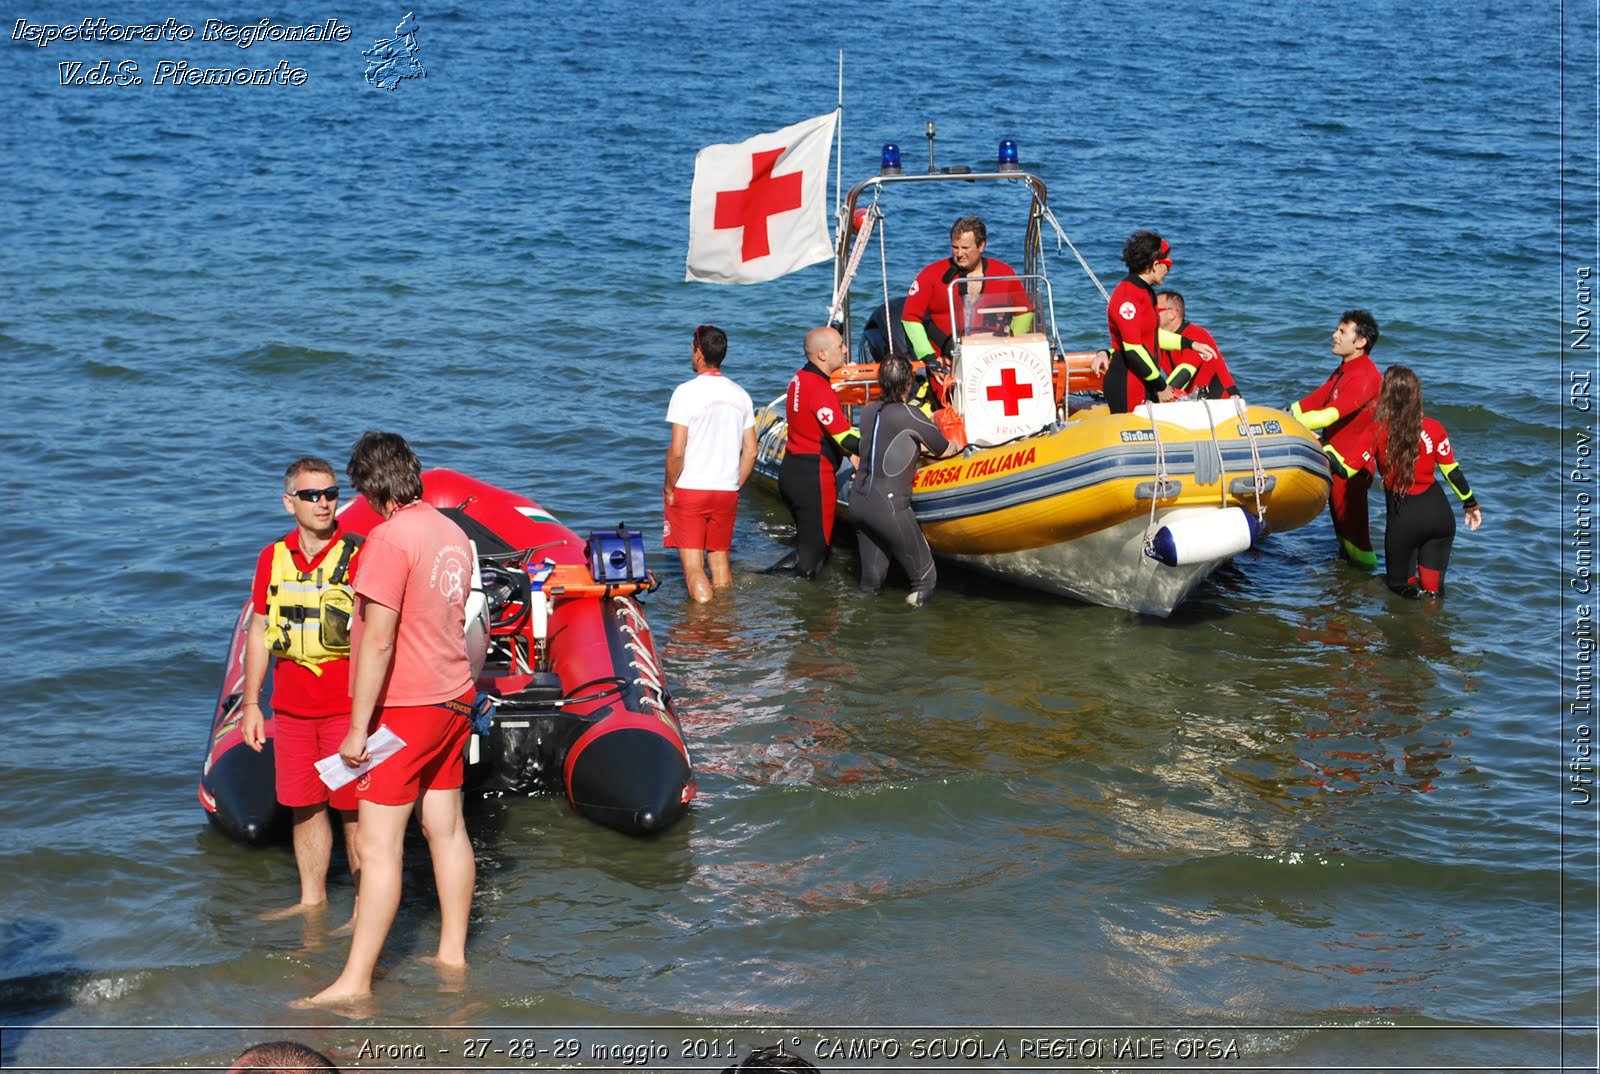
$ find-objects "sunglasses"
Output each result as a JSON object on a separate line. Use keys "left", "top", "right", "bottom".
{"left": 1155, "top": 258, "right": 1173, "bottom": 269}
{"left": 291, "top": 486, "right": 340, "bottom": 503}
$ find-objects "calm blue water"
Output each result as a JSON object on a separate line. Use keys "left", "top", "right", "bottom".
{"left": 0, "top": 1, "right": 1593, "bottom": 1070}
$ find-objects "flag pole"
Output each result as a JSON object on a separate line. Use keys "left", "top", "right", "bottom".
{"left": 835, "top": 50, "right": 844, "bottom": 223}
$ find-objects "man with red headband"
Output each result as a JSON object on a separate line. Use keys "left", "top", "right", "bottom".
{"left": 901, "top": 215, "right": 1033, "bottom": 364}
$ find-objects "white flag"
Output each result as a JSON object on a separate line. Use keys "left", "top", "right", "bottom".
{"left": 685, "top": 111, "right": 838, "bottom": 285}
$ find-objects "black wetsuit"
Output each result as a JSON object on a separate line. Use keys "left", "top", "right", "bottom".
{"left": 859, "top": 296, "right": 911, "bottom": 362}
{"left": 1384, "top": 483, "right": 1457, "bottom": 595}
{"left": 1372, "top": 415, "right": 1477, "bottom": 596}
{"left": 849, "top": 400, "right": 949, "bottom": 604}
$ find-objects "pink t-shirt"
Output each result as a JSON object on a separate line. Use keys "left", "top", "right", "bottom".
{"left": 351, "top": 501, "right": 474, "bottom": 707}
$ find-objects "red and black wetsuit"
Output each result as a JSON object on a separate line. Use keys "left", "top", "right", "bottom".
{"left": 780, "top": 361, "right": 858, "bottom": 578}
{"left": 1105, "top": 273, "right": 1167, "bottom": 413}
{"left": 902, "top": 255, "right": 1030, "bottom": 360}
{"left": 1293, "top": 354, "right": 1381, "bottom": 562}
{"left": 1160, "top": 321, "right": 1238, "bottom": 398}
{"left": 1363, "top": 416, "right": 1478, "bottom": 595}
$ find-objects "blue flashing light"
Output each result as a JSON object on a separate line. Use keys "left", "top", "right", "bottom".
{"left": 880, "top": 143, "right": 902, "bottom": 175}
{"left": 997, "top": 139, "right": 1020, "bottom": 171}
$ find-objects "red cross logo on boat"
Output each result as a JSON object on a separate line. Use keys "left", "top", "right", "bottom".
{"left": 986, "top": 366, "right": 1035, "bottom": 416}
{"left": 714, "top": 147, "right": 803, "bottom": 262}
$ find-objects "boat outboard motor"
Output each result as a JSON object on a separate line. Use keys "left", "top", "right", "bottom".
{"left": 472, "top": 673, "right": 570, "bottom": 796}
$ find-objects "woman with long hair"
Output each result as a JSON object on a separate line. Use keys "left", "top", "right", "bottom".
{"left": 1362, "top": 366, "right": 1483, "bottom": 596}
{"left": 849, "top": 353, "right": 955, "bottom": 605}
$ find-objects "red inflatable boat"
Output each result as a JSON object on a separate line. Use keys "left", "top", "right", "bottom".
{"left": 199, "top": 469, "right": 696, "bottom": 841}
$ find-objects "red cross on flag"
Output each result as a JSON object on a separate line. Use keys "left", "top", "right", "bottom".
{"left": 686, "top": 110, "right": 838, "bottom": 285}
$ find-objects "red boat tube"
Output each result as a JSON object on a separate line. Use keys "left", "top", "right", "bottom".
{"left": 199, "top": 469, "right": 695, "bottom": 841}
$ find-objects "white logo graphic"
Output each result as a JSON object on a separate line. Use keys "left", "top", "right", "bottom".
{"left": 433, "top": 551, "right": 469, "bottom": 604}
{"left": 1118, "top": 301, "right": 1137, "bottom": 321}
{"left": 818, "top": 406, "right": 835, "bottom": 426}
{"left": 907, "top": 279, "right": 921, "bottom": 297}
{"left": 961, "top": 339, "right": 1054, "bottom": 446}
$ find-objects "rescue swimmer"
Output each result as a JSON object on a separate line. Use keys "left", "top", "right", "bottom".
{"left": 777, "top": 325, "right": 858, "bottom": 579}
{"left": 1340, "top": 364, "right": 1483, "bottom": 596}
{"left": 1291, "top": 309, "right": 1383, "bottom": 568}
{"left": 850, "top": 353, "right": 956, "bottom": 605}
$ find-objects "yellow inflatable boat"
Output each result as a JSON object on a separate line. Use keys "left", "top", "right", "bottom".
{"left": 754, "top": 347, "right": 1328, "bottom": 615}
{"left": 750, "top": 160, "right": 1330, "bottom": 615}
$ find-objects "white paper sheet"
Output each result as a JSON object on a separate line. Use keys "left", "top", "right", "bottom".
{"left": 315, "top": 727, "right": 407, "bottom": 790}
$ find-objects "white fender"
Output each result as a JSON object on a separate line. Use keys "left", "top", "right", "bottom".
{"left": 1147, "top": 507, "right": 1261, "bottom": 567}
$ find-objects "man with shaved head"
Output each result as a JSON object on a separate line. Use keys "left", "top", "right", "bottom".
{"left": 230, "top": 1040, "right": 339, "bottom": 1072}
{"left": 777, "top": 326, "right": 858, "bottom": 578}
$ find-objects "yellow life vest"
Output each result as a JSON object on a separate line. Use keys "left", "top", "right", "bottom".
{"left": 263, "top": 534, "right": 362, "bottom": 675}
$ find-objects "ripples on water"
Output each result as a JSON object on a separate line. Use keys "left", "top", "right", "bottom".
{"left": 0, "top": 0, "right": 1586, "bottom": 1068}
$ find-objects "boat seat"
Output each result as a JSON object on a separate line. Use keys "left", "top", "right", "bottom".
{"left": 439, "top": 507, "right": 519, "bottom": 558}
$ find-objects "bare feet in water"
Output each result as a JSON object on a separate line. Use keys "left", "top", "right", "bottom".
{"left": 423, "top": 955, "right": 468, "bottom": 992}
{"left": 260, "top": 899, "right": 329, "bottom": 922}
{"left": 290, "top": 982, "right": 373, "bottom": 1013}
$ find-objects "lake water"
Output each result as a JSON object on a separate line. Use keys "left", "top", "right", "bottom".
{"left": 1, "top": 1, "right": 1595, "bottom": 1070}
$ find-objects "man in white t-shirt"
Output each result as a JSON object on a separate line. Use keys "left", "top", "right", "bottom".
{"left": 663, "top": 324, "right": 758, "bottom": 602}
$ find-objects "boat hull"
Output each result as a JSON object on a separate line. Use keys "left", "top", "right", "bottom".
{"left": 753, "top": 397, "right": 1329, "bottom": 615}
{"left": 944, "top": 509, "right": 1232, "bottom": 613}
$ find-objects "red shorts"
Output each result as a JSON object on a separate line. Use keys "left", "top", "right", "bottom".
{"left": 273, "top": 710, "right": 358, "bottom": 811}
{"left": 663, "top": 488, "right": 739, "bottom": 551}
{"left": 355, "top": 689, "right": 474, "bottom": 806}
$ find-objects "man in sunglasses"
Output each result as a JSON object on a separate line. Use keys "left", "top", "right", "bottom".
{"left": 664, "top": 324, "right": 757, "bottom": 602}
{"left": 240, "top": 458, "right": 364, "bottom": 918}
{"left": 1102, "top": 229, "right": 1180, "bottom": 414}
